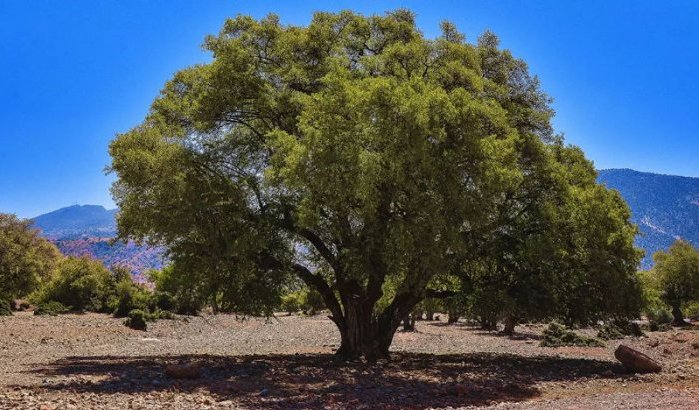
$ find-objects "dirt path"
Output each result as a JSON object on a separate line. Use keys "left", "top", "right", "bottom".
{"left": 1, "top": 312, "right": 698, "bottom": 409}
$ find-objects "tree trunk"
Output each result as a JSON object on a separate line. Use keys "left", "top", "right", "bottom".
{"left": 503, "top": 316, "right": 516, "bottom": 335}
{"left": 334, "top": 303, "right": 394, "bottom": 362}
{"left": 332, "top": 290, "right": 423, "bottom": 362}
{"left": 425, "top": 309, "right": 435, "bottom": 321}
{"left": 447, "top": 307, "right": 459, "bottom": 324}
{"left": 402, "top": 314, "right": 415, "bottom": 332}
{"left": 480, "top": 316, "right": 497, "bottom": 331}
{"left": 672, "top": 305, "right": 686, "bottom": 326}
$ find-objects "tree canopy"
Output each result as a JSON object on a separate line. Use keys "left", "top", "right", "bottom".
{"left": 652, "top": 240, "right": 699, "bottom": 324}
{"left": 0, "top": 213, "right": 61, "bottom": 300}
{"left": 109, "top": 10, "right": 641, "bottom": 360}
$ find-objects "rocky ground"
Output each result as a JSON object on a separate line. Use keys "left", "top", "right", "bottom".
{"left": 0, "top": 312, "right": 698, "bottom": 409}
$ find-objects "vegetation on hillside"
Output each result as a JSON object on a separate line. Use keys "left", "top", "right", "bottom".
{"left": 598, "top": 169, "right": 699, "bottom": 269}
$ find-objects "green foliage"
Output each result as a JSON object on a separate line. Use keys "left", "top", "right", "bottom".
{"left": 108, "top": 10, "right": 641, "bottom": 359}
{"left": 597, "top": 320, "right": 644, "bottom": 340}
{"left": 280, "top": 287, "right": 325, "bottom": 315}
{"left": 110, "top": 278, "right": 154, "bottom": 317}
{"left": 148, "top": 266, "right": 204, "bottom": 315}
{"left": 652, "top": 240, "right": 699, "bottom": 323}
{"left": 34, "top": 256, "right": 113, "bottom": 312}
{"left": 647, "top": 307, "right": 673, "bottom": 325}
{"left": 34, "top": 301, "right": 69, "bottom": 316}
{"left": 0, "top": 298, "right": 11, "bottom": 316}
{"left": 280, "top": 293, "right": 301, "bottom": 314}
{"left": 540, "top": 322, "right": 604, "bottom": 347}
{"left": 0, "top": 214, "right": 62, "bottom": 300}
{"left": 684, "top": 301, "right": 699, "bottom": 320}
{"left": 124, "top": 309, "right": 147, "bottom": 330}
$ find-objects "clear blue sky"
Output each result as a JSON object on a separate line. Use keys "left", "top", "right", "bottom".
{"left": 1, "top": 1, "right": 698, "bottom": 218}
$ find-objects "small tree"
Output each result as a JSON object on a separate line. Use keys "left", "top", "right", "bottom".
{"left": 0, "top": 213, "right": 61, "bottom": 300}
{"left": 653, "top": 240, "right": 699, "bottom": 325}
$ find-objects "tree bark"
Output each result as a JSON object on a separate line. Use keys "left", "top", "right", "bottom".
{"left": 503, "top": 316, "right": 516, "bottom": 335}
{"left": 334, "top": 300, "right": 394, "bottom": 361}
{"left": 447, "top": 307, "right": 459, "bottom": 324}
{"left": 672, "top": 305, "right": 686, "bottom": 326}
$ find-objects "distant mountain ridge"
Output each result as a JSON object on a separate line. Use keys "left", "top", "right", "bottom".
{"left": 32, "top": 205, "right": 118, "bottom": 239}
{"left": 32, "top": 205, "right": 164, "bottom": 275}
{"left": 598, "top": 168, "right": 699, "bottom": 269}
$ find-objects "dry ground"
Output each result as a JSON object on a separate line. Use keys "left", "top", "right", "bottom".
{"left": 1, "top": 312, "right": 698, "bottom": 409}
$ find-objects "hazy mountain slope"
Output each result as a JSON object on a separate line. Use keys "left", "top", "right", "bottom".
{"left": 32, "top": 205, "right": 117, "bottom": 239}
{"left": 598, "top": 169, "right": 699, "bottom": 269}
{"left": 32, "top": 205, "right": 164, "bottom": 274}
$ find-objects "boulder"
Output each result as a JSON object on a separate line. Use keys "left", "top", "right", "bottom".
{"left": 614, "top": 344, "right": 662, "bottom": 373}
{"left": 164, "top": 363, "right": 201, "bottom": 379}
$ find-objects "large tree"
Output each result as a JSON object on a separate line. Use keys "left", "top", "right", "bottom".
{"left": 109, "top": 10, "right": 637, "bottom": 360}
{"left": 0, "top": 213, "right": 62, "bottom": 300}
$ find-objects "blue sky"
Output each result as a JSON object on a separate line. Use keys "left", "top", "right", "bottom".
{"left": 1, "top": 1, "right": 698, "bottom": 218}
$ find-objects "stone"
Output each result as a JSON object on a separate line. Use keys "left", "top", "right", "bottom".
{"left": 164, "top": 364, "right": 201, "bottom": 379}
{"left": 614, "top": 344, "right": 662, "bottom": 373}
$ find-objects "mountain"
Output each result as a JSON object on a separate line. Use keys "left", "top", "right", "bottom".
{"left": 32, "top": 205, "right": 164, "bottom": 275}
{"left": 598, "top": 169, "right": 699, "bottom": 269}
{"left": 32, "top": 205, "right": 117, "bottom": 239}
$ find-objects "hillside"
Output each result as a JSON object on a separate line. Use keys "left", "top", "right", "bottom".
{"left": 32, "top": 205, "right": 164, "bottom": 274}
{"left": 32, "top": 205, "right": 117, "bottom": 239}
{"left": 598, "top": 169, "right": 699, "bottom": 269}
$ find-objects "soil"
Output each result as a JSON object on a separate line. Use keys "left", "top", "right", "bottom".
{"left": 1, "top": 312, "right": 698, "bottom": 409}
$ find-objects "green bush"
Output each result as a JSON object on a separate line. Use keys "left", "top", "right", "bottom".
{"left": 147, "top": 267, "right": 204, "bottom": 315}
{"left": 684, "top": 302, "right": 699, "bottom": 321}
{"left": 144, "top": 309, "right": 175, "bottom": 322}
{"left": 125, "top": 309, "right": 147, "bottom": 330}
{"left": 279, "top": 288, "right": 325, "bottom": 315}
{"left": 646, "top": 308, "right": 673, "bottom": 325}
{"left": 34, "top": 301, "right": 69, "bottom": 316}
{"left": 110, "top": 280, "right": 153, "bottom": 318}
{"left": 35, "top": 257, "right": 112, "bottom": 312}
{"left": 541, "top": 322, "right": 605, "bottom": 347}
{"left": 645, "top": 321, "right": 672, "bottom": 332}
{"left": 0, "top": 299, "right": 11, "bottom": 316}
{"left": 597, "top": 320, "right": 644, "bottom": 340}
{"left": 280, "top": 293, "right": 301, "bottom": 314}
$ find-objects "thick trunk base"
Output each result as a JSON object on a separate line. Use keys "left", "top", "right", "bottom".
{"left": 672, "top": 306, "right": 687, "bottom": 326}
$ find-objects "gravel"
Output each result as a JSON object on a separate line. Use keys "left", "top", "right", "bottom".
{"left": 0, "top": 312, "right": 697, "bottom": 409}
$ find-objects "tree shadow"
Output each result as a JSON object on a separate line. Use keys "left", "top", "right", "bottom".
{"left": 424, "top": 321, "right": 543, "bottom": 341}
{"left": 23, "top": 352, "right": 618, "bottom": 409}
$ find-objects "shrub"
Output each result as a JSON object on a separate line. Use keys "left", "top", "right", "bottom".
{"left": 34, "top": 301, "right": 69, "bottom": 316}
{"left": 684, "top": 302, "right": 699, "bottom": 321}
{"left": 280, "top": 293, "right": 301, "bottom": 314}
{"left": 148, "top": 266, "right": 204, "bottom": 315}
{"left": 35, "top": 257, "right": 112, "bottom": 312}
{"left": 144, "top": 309, "right": 175, "bottom": 322}
{"left": 0, "top": 299, "right": 11, "bottom": 316}
{"left": 279, "top": 288, "right": 325, "bottom": 316}
{"left": 540, "top": 322, "right": 605, "bottom": 347}
{"left": 125, "top": 309, "right": 147, "bottom": 330}
{"left": 646, "top": 308, "right": 673, "bottom": 326}
{"left": 110, "top": 280, "right": 153, "bottom": 318}
{"left": 645, "top": 321, "right": 672, "bottom": 332}
{"left": 597, "top": 320, "right": 644, "bottom": 340}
